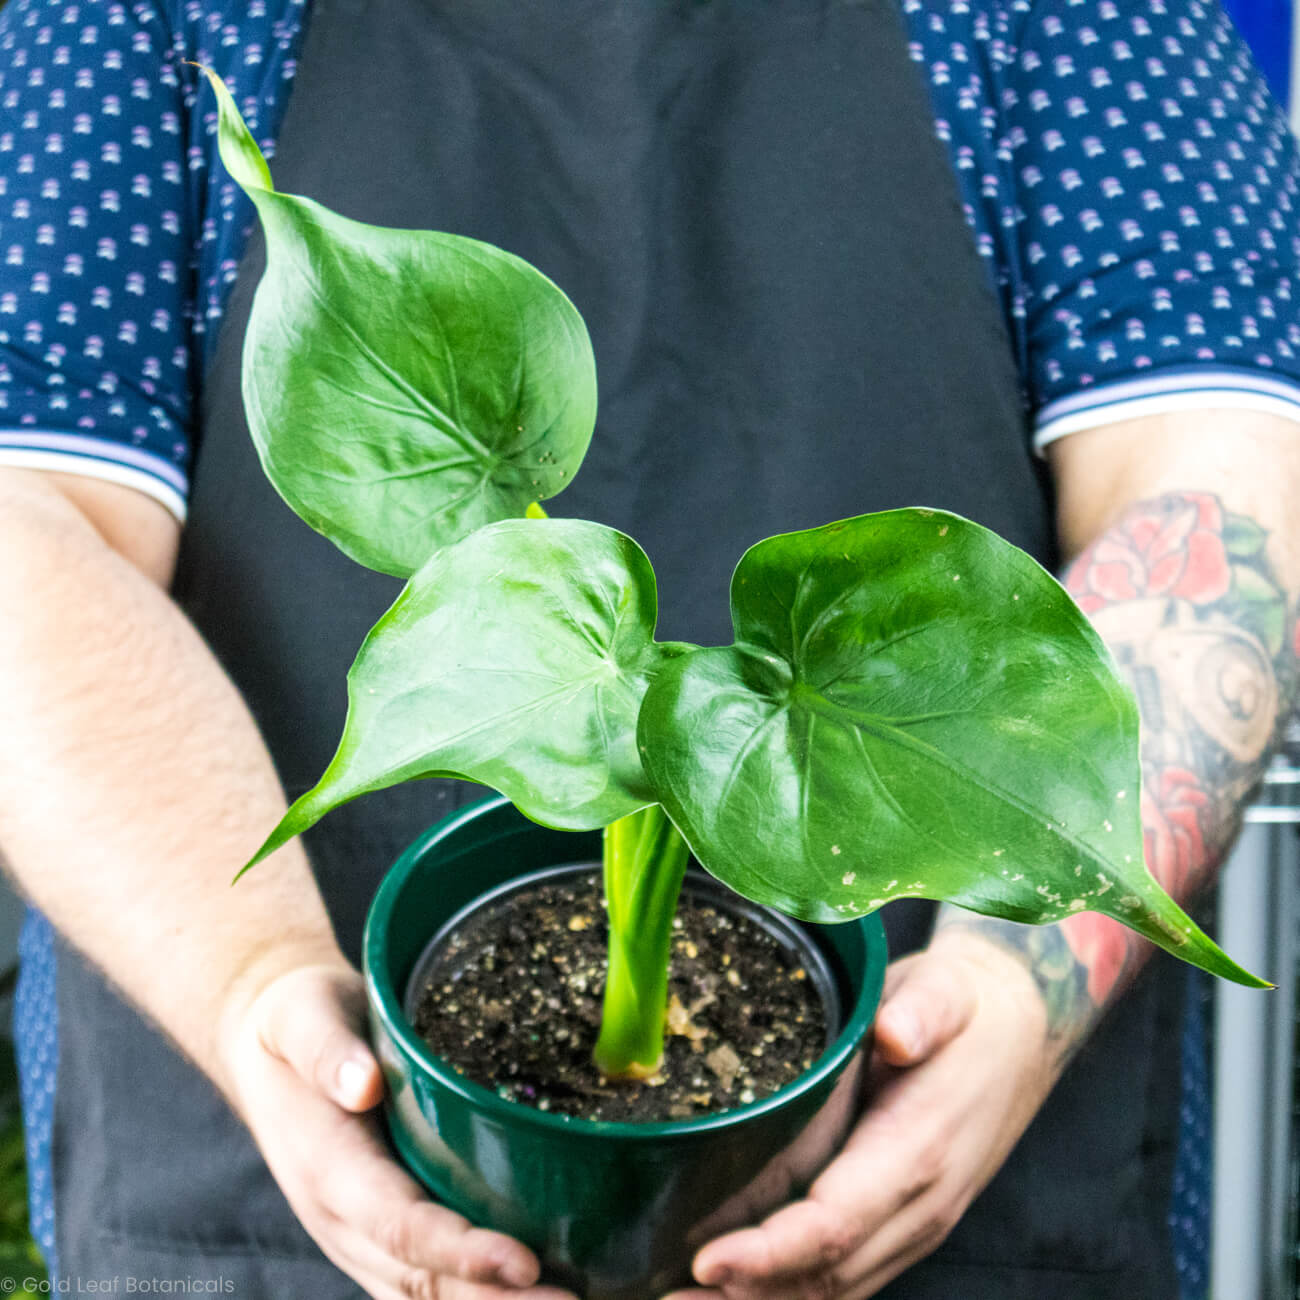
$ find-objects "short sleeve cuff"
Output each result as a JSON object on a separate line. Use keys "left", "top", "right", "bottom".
{"left": 1034, "top": 367, "right": 1300, "bottom": 453}
{"left": 0, "top": 433, "right": 188, "bottom": 522}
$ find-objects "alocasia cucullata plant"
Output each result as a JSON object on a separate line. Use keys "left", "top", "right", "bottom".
{"left": 201, "top": 68, "right": 1266, "bottom": 1086}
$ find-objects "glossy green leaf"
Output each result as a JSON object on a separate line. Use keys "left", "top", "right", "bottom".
{"left": 639, "top": 509, "right": 1268, "bottom": 987}
{"left": 243, "top": 519, "right": 686, "bottom": 874}
{"left": 202, "top": 67, "right": 597, "bottom": 578}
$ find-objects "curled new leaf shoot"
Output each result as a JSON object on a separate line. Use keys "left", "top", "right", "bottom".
{"left": 593, "top": 805, "right": 691, "bottom": 1081}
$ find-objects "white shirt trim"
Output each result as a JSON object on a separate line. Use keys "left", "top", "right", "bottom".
{"left": 1035, "top": 370, "right": 1300, "bottom": 450}
{"left": 0, "top": 446, "right": 188, "bottom": 522}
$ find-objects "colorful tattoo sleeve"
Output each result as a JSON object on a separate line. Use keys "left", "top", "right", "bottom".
{"left": 935, "top": 490, "right": 1297, "bottom": 1056}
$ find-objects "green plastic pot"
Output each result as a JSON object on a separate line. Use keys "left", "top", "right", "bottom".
{"left": 364, "top": 796, "right": 888, "bottom": 1299}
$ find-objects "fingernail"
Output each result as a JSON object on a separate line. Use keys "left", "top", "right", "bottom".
{"left": 335, "top": 1057, "right": 370, "bottom": 1105}
{"left": 702, "top": 1265, "right": 731, "bottom": 1286}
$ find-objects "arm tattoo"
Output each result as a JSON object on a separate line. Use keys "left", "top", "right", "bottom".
{"left": 936, "top": 490, "right": 1297, "bottom": 1057}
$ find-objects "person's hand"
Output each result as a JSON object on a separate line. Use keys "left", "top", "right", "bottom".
{"left": 662, "top": 930, "right": 1061, "bottom": 1300}
{"left": 219, "top": 961, "right": 579, "bottom": 1300}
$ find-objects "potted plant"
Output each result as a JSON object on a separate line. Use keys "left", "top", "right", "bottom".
{"left": 200, "top": 69, "right": 1265, "bottom": 1299}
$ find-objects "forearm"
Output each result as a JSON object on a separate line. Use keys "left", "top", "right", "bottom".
{"left": 0, "top": 471, "right": 343, "bottom": 1095}
{"left": 935, "top": 485, "right": 1296, "bottom": 1059}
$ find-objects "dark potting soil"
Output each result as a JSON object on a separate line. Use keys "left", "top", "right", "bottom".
{"left": 410, "top": 870, "right": 829, "bottom": 1122}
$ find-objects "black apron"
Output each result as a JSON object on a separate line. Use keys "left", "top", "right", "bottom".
{"left": 50, "top": 2, "right": 1186, "bottom": 1295}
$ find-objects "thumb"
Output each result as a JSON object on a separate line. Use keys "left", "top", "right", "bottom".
{"left": 873, "top": 948, "right": 978, "bottom": 1068}
{"left": 255, "top": 965, "right": 386, "bottom": 1112}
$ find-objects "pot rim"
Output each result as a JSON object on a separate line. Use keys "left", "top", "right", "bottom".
{"left": 364, "top": 794, "right": 887, "bottom": 1140}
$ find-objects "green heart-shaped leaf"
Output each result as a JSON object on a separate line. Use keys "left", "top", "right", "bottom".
{"left": 243, "top": 518, "right": 684, "bottom": 874}
{"left": 203, "top": 68, "right": 596, "bottom": 578}
{"left": 639, "top": 509, "right": 1266, "bottom": 987}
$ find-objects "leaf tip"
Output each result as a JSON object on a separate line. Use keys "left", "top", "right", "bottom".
{"left": 232, "top": 805, "right": 314, "bottom": 884}
{"left": 1159, "top": 916, "right": 1273, "bottom": 989}
{"left": 192, "top": 60, "right": 275, "bottom": 196}
{"left": 231, "top": 836, "right": 277, "bottom": 885}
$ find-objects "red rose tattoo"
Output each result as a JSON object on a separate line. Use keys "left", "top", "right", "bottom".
{"left": 1060, "top": 911, "right": 1131, "bottom": 1007}
{"left": 1067, "top": 491, "right": 1231, "bottom": 614}
{"left": 1141, "top": 766, "right": 1210, "bottom": 900}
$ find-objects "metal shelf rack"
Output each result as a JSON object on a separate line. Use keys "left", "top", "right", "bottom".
{"left": 1211, "top": 721, "right": 1300, "bottom": 1299}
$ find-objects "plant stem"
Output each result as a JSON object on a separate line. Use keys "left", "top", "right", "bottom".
{"left": 593, "top": 805, "right": 690, "bottom": 1080}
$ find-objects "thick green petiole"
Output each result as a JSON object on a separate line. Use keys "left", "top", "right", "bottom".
{"left": 593, "top": 805, "right": 691, "bottom": 1080}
